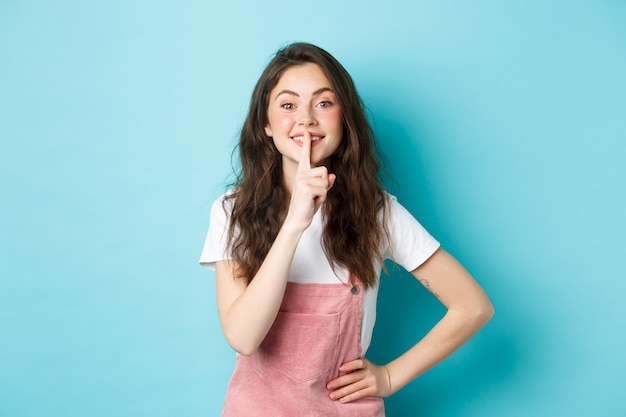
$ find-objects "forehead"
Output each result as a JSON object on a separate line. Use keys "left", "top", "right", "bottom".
{"left": 271, "top": 63, "right": 333, "bottom": 94}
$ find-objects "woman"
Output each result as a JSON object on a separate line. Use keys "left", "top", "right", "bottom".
{"left": 200, "top": 42, "right": 494, "bottom": 416}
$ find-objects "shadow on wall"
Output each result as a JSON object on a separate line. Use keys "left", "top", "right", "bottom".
{"left": 366, "top": 117, "right": 526, "bottom": 416}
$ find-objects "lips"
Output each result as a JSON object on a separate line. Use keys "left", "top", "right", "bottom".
{"left": 291, "top": 135, "right": 323, "bottom": 142}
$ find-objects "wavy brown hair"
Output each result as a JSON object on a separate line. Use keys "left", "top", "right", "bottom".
{"left": 226, "top": 42, "right": 388, "bottom": 289}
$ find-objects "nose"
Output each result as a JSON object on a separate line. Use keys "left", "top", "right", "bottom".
{"left": 298, "top": 106, "right": 317, "bottom": 126}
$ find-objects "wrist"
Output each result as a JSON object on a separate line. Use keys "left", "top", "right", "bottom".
{"left": 281, "top": 214, "right": 311, "bottom": 235}
{"left": 278, "top": 219, "right": 306, "bottom": 241}
{"left": 385, "top": 361, "right": 411, "bottom": 395}
{"left": 382, "top": 364, "right": 394, "bottom": 395}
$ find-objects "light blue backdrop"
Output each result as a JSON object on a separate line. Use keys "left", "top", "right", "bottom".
{"left": 1, "top": 1, "right": 625, "bottom": 416}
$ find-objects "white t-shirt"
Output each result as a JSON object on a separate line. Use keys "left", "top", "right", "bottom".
{"left": 199, "top": 192, "right": 440, "bottom": 354}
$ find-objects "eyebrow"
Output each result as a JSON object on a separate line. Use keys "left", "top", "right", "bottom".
{"left": 273, "top": 87, "right": 334, "bottom": 101}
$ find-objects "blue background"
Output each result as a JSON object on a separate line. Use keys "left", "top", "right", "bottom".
{"left": 1, "top": 1, "right": 625, "bottom": 416}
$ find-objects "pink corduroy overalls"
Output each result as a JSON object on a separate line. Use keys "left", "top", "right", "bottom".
{"left": 221, "top": 281, "right": 385, "bottom": 416}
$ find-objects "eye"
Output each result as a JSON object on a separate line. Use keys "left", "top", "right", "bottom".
{"left": 281, "top": 102, "right": 295, "bottom": 110}
{"left": 317, "top": 100, "right": 333, "bottom": 108}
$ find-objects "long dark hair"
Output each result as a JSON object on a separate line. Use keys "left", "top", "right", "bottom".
{"left": 226, "top": 42, "right": 388, "bottom": 289}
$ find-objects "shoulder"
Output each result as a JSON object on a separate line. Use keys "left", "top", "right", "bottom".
{"left": 380, "top": 192, "right": 440, "bottom": 264}
{"left": 381, "top": 192, "right": 430, "bottom": 230}
{"left": 381, "top": 192, "right": 410, "bottom": 220}
{"left": 207, "top": 190, "right": 239, "bottom": 231}
{"left": 211, "top": 189, "right": 237, "bottom": 214}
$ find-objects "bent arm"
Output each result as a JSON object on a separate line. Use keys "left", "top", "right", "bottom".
{"left": 385, "top": 248, "right": 494, "bottom": 392}
{"left": 325, "top": 247, "right": 494, "bottom": 403}
{"left": 215, "top": 222, "right": 304, "bottom": 356}
{"left": 216, "top": 133, "right": 335, "bottom": 356}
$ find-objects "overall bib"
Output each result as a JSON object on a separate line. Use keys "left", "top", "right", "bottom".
{"left": 222, "top": 281, "right": 385, "bottom": 416}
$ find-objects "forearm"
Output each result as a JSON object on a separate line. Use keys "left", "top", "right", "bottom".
{"left": 386, "top": 304, "right": 493, "bottom": 393}
{"left": 218, "top": 223, "right": 304, "bottom": 355}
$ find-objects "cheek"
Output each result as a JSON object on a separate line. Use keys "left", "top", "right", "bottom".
{"left": 270, "top": 113, "right": 296, "bottom": 130}
{"left": 266, "top": 108, "right": 294, "bottom": 136}
{"left": 320, "top": 109, "right": 343, "bottom": 131}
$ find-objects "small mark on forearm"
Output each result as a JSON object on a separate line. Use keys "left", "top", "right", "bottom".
{"left": 419, "top": 279, "right": 440, "bottom": 298}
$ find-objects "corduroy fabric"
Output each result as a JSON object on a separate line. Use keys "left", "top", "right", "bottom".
{"left": 222, "top": 281, "right": 384, "bottom": 416}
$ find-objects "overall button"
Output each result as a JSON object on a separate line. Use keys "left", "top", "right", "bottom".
{"left": 351, "top": 286, "right": 359, "bottom": 295}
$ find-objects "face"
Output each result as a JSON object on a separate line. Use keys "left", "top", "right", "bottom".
{"left": 264, "top": 63, "right": 343, "bottom": 172}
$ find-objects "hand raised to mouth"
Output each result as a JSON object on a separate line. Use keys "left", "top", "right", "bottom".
{"left": 285, "top": 130, "right": 336, "bottom": 231}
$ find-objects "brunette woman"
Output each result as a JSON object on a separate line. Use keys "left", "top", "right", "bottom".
{"left": 200, "top": 42, "right": 494, "bottom": 416}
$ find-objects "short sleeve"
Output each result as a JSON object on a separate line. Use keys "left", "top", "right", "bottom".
{"left": 384, "top": 195, "right": 440, "bottom": 272}
{"left": 199, "top": 194, "right": 233, "bottom": 270}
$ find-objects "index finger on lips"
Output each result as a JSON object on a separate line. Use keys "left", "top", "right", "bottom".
{"left": 298, "top": 130, "right": 312, "bottom": 172}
